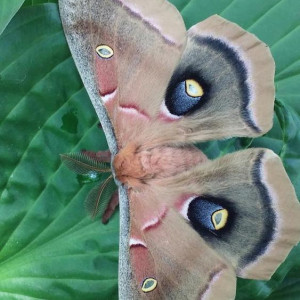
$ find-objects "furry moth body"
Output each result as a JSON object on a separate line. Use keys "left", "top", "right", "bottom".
{"left": 59, "top": 0, "right": 300, "bottom": 299}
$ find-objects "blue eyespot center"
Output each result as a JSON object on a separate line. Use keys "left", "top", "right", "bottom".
{"left": 165, "top": 77, "right": 209, "bottom": 116}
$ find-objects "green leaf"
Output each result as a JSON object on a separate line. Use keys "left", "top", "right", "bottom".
{"left": 267, "top": 255, "right": 300, "bottom": 300}
{"left": 0, "top": 4, "right": 118, "bottom": 300}
{"left": 22, "top": 0, "right": 58, "bottom": 7}
{"left": 0, "top": 0, "right": 25, "bottom": 36}
{"left": 1, "top": 1, "right": 300, "bottom": 299}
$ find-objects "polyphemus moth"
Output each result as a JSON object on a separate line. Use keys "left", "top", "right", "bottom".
{"left": 59, "top": 0, "right": 300, "bottom": 299}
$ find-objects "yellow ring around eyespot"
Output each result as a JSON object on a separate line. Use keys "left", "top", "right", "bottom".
{"left": 185, "top": 79, "right": 204, "bottom": 97}
{"left": 212, "top": 209, "right": 228, "bottom": 230}
{"left": 96, "top": 45, "right": 114, "bottom": 59}
{"left": 141, "top": 278, "right": 158, "bottom": 293}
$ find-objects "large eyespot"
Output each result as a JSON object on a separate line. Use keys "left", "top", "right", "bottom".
{"left": 96, "top": 45, "right": 114, "bottom": 59}
{"left": 164, "top": 75, "right": 209, "bottom": 117}
{"left": 187, "top": 196, "right": 230, "bottom": 231}
{"left": 141, "top": 278, "right": 157, "bottom": 293}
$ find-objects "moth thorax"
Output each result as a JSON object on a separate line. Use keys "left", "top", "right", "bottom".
{"left": 113, "top": 143, "right": 207, "bottom": 188}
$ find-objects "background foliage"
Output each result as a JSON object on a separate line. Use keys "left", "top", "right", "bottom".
{"left": 0, "top": 0, "right": 299, "bottom": 299}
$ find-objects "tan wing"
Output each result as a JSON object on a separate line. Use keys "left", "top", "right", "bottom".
{"left": 59, "top": 0, "right": 187, "bottom": 148}
{"left": 60, "top": 1, "right": 275, "bottom": 149}
{"left": 136, "top": 14, "right": 275, "bottom": 147}
{"left": 154, "top": 148, "right": 300, "bottom": 280}
{"left": 129, "top": 189, "right": 236, "bottom": 299}
{"left": 126, "top": 147, "right": 300, "bottom": 298}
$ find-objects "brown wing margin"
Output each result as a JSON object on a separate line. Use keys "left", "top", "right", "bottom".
{"left": 240, "top": 150, "right": 300, "bottom": 279}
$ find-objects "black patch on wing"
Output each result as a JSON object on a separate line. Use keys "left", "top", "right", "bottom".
{"left": 165, "top": 36, "right": 260, "bottom": 132}
{"left": 165, "top": 70, "right": 211, "bottom": 116}
{"left": 243, "top": 151, "right": 276, "bottom": 265}
{"left": 187, "top": 195, "right": 235, "bottom": 235}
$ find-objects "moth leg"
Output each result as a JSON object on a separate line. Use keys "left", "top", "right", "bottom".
{"left": 102, "top": 190, "right": 119, "bottom": 224}
{"left": 81, "top": 150, "right": 111, "bottom": 162}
